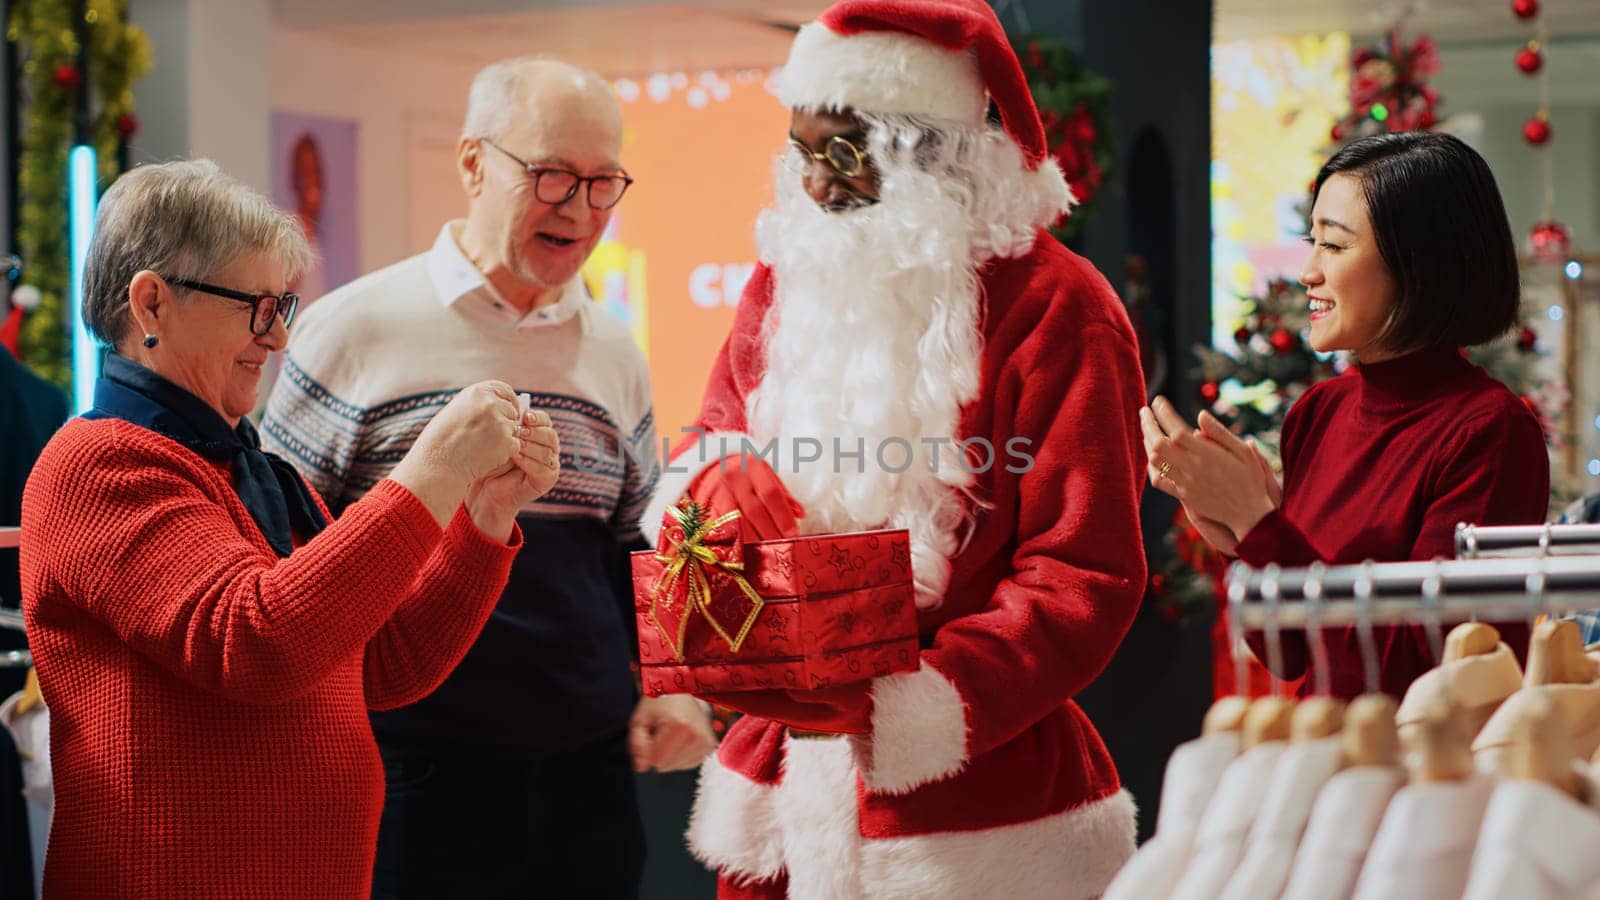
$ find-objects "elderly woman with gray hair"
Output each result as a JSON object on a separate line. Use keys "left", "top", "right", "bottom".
{"left": 18, "top": 159, "right": 562, "bottom": 898}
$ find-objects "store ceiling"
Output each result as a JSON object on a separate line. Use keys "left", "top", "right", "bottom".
{"left": 270, "top": 0, "right": 1600, "bottom": 76}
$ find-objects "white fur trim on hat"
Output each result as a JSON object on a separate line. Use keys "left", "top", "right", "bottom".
{"left": 775, "top": 23, "right": 987, "bottom": 126}
{"left": 858, "top": 663, "right": 969, "bottom": 794}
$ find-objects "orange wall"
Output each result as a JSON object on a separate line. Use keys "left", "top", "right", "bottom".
{"left": 582, "top": 71, "right": 789, "bottom": 444}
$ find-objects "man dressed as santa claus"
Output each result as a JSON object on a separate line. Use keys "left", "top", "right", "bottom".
{"left": 644, "top": 1, "right": 1148, "bottom": 896}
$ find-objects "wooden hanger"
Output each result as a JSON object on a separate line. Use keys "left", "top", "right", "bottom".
{"left": 1291, "top": 696, "right": 1345, "bottom": 743}
{"left": 1408, "top": 698, "right": 1477, "bottom": 784}
{"left": 1443, "top": 622, "right": 1500, "bottom": 662}
{"left": 1399, "top": 622, "right": 1521, "bottom": 752}
{"left": 1524, "top": 619, "right": 1598, "bottom": 687}
{"left": 1242, "top": 696, "right": 1295, "bottom": 750}
{"left": 1475, "top": 619, "right": 1600, "bottom": 772}
{"left": 1504, "top": 691, "right": 1584, "bottom": 800}
{"left": 1202, "top": 696, "right": 1251, "bottom": 736}
{"left": 1341, "top": 694, "right": 1400, "bottom": 768}
{"left": 14, "top": 667, "right": 41, "bottom": 718}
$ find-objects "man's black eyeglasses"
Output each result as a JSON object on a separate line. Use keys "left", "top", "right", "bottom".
{"left": 480, "top": 139, "right": 634, "bottom": 210}
{"left": 168, "top": 278, "right": 300, "bottom": 335}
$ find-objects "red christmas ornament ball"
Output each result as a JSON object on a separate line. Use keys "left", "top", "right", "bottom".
{"left": 1150, "top": 574, "right": 1168, "bottom": 597}
{"left": 115, "top": 113, "right": 140, "bottom": 137}
{"left": 1270, "top": 329, "right": 1295, "bottom": 354}
{"left": 1512, "top": 0, "right": 1540, "bottom": 20}
{"left": 1331, "top": 123, "right": 1347, "bottom": 142}
{"left": 52, "top": 64, "right": 82, "bottom": 91}
{"left": 1527, "top": 220, "right": 1573, "bottom": 261}
{"left": 1234, "top": 327, "right": 1252, "bottom": 345}
{"left": 1200, "top": 381, "right": 1221, "bottom": 404}
{"left": 1517, "top": 326, "right": 1538, "bottom": 352}
{"left": 1523, "top": 116, "right": 1552, "bottom": 146}
{"left": 1516, "top": 47, "right": 1543, "bottom": 74}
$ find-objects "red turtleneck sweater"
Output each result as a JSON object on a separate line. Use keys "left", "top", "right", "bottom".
{"left": 1236, "top": 346, "right": 1549, "bottom": 699}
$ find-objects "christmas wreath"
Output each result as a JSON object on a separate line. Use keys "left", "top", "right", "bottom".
{"left": 1013, "top": 33, "right": 1114, "bottom": 242}
{"left": 7, "top": 0, "right": 150, "bottom": 388}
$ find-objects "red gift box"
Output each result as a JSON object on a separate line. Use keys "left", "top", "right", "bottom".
{"left": 632, "top": 500, "right": 921, "bottom": 697}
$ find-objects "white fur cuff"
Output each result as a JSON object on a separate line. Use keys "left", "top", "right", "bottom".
{"left": 687, "top": 752, "right": 786, "bottom": 881}
{"left": 860, "top": 663, "right": 969, "bottom": 794}
{"left": 641, "top": 431, "right": 757, "bottom": 544}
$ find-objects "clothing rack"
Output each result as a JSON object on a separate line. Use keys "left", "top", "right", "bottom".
{"left": 1224, "top": 554, "right": 1600, "bottom": 628}
{"left": 1223, "top": 554, "right": 1600, "bottom": 696}
{"left": 1455, "top": 522, "right": 1600, "bottom": 558}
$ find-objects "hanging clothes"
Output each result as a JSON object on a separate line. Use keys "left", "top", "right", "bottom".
{"left": 1168, "top": 738, "right": 1289, "bottom": 900}
{"left": 1221, "top": 735, "right": 1344, "bottom": 900}
{"left": 1351, "top": 774, "right": 1495, "bottom": 900}
{"left": 1462, "top": 777, "right": 1600, "bottom": 900}
{"left": 1103, "top": 730, "right": 1241, "bottom": 900}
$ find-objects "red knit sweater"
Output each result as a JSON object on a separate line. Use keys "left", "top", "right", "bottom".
{"left": 19, "top": 418, "right": 519, "bottom": 899}
{"left": 1237, "top": 346, "right": 1549, "bottom": 699}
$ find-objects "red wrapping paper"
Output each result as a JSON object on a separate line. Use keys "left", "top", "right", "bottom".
{"left": 633, "top": 513, "right": 920, "bottom": 697}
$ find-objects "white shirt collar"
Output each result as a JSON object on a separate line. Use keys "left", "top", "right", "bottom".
{"left": 425, "top": 220, "right": 589, "bottom": 331}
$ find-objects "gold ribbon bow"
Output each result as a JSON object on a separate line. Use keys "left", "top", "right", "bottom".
{"left": 650, "top": 500, "right": 766, "bottom": 660}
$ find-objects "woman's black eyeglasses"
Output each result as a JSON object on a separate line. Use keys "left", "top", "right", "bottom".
{"left": 167, "top": 278, "right": 299, "bottom": 335}
{"left": 480, "top": 139, "right": 634, "bottom": 210}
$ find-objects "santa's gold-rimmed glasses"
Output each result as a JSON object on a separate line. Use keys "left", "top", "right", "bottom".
{"left": 789, "top": 134, "right": 868, "bottom": 179}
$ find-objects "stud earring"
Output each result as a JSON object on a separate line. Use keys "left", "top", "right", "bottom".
{"left": 143, "top": 334, "right": 158, "bottom": 348}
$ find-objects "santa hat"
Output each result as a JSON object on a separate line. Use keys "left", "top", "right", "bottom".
{"left": 774, "top": 0, "right": 1051, "bottom": 171}
{"left": 0, "top": 284, "right": 38, "bottom": 358}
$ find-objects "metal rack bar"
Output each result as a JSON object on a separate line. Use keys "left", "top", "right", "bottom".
{"left": 1455, "top": 522, "right": 1600, "bottom": 558}
{"left": 0, "top": 608, "right": 23, "bottom": 633}
{"left": 0, "top": 527, "right": 17, "bottom": 550}
{"left": 1225, "top": 555, "right": 1600, "bottom": 601}
{"left": 1225, "top": 555, "right": 1600, "bottom": 629}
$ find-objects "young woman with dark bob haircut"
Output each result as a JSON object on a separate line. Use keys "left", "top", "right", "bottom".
{"left": 1141, "top": 131, "right": 1549, "bottom": 699}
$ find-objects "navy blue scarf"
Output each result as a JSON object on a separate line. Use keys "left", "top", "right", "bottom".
{"left": 85, "top": 354, "right": 326, "bottom": 556}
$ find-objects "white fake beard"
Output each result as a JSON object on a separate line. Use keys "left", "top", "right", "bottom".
{"left": 745, "top": 115, "right": 1053, "bottom": 609}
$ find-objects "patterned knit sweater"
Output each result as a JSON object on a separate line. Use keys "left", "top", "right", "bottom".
{"left": 262, "top": 224, "right": 659, "bottom": 754}
{"left": 19, "top": 417, "right": 519, "bottom": 899}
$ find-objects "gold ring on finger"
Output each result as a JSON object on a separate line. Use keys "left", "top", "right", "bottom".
{"left": 1157, "top": 460, "right": 1172, "bottom": 478}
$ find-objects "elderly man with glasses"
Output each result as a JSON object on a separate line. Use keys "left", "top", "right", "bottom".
{"left": 262, "top": 57, "right": 711, "bottom": 899}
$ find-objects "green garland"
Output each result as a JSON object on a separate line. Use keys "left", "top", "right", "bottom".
{"left": 1012, "top": 32, "right": 1115, "bottom": 242}
{"left": 8, "top": 0, "right": 150, "bottom": 389}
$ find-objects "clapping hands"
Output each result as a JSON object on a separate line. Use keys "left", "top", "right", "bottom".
{"left": 1139, "top": 396, "right": 1280, "bottom": 554}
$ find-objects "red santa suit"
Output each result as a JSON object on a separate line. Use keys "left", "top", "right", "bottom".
{"left": 644, "top": 2, "right": 1149, "bottom": 896}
